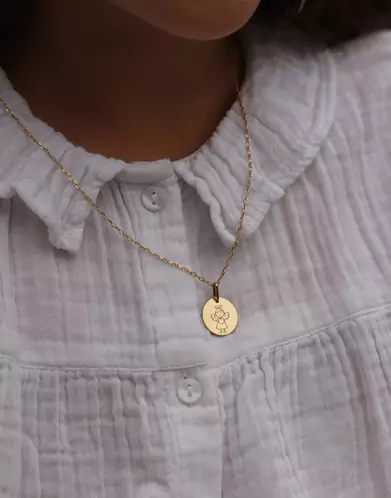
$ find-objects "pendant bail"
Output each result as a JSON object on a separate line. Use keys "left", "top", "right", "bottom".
{"left": 213, "top": 283, "right": 220, "bottom": 303}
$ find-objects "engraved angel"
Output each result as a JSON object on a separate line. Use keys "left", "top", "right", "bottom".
{"left": 211, "top": 305, "right": 230, "bottom": 334}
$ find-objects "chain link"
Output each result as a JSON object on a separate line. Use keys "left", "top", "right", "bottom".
{"left": 0, "top": 93, "right": 253, "bottom": 289}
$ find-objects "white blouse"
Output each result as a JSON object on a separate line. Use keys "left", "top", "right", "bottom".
{"left": 1, "top": 27, "right": 391, "bottom": 498}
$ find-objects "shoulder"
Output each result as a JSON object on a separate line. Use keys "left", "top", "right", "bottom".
{"left": 248, "top": 27, "right": 391, "bottom": 116}
{"left": 326, "top": 30, "right": 391, "bottom": 143}
{"left": 333, "top": 30, "right": 391, "bottom": 80}
{"left": 259, "top": 28, "right": 391, "bottom": 155}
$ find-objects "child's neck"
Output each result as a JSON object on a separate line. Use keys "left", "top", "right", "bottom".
{"left": 7, "top": 0, "right": 243, "bottom": 161}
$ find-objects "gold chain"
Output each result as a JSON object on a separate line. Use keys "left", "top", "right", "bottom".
{"left": 0, "top": 94, "right": 253, "bottom": 289}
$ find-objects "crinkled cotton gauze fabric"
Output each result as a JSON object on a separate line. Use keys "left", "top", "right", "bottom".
{"left": 1, "top": 26, "right": 391, "bottom": 498}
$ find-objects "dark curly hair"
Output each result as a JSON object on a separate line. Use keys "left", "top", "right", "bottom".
{"left": 1, "top": 0, "right": 391, "bottom": 47}
{"left": 259, "top": 0, "right": 391, "bottom": 45}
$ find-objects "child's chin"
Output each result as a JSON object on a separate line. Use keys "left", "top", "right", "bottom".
{"left": 168, "top": 5, "right": 261, "bottom": 41}
{"left": 113, "top": 0, "right": 261, "bottom": 41}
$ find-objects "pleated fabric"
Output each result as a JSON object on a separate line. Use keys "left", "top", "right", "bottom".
{"left": 1, "top": 27, "right": 391, "bottom": 498}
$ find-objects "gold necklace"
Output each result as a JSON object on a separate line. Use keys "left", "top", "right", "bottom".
{"left": 0, "top": 93, "right": 253, "bottom": 337}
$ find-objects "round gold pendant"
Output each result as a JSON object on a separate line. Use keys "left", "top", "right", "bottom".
{"left": 202, "top": 297, "right": 238, "bottom": 337}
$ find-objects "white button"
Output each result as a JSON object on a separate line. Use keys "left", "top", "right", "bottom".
{"left": 141, "top": 186, "right": 168, "bottom": 212}
{"left": 176, "top": 376, "right": 202, "bottom": 406}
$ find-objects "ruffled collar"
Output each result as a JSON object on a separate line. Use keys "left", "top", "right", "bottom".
{"left": 0, "top": 27, "right": 336, "bottom": 253}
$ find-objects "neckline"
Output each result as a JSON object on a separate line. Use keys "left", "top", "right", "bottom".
{"left": 0, "top": 27, "right": 337, "bottom": 253}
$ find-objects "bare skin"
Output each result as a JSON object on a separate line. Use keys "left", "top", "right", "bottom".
{"left": 7, "top": 0, "right": 260, "bottom": 162}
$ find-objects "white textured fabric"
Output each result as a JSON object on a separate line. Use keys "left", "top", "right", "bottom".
{"left": 1, "top": 26, "right": 391, "bottom": 497}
